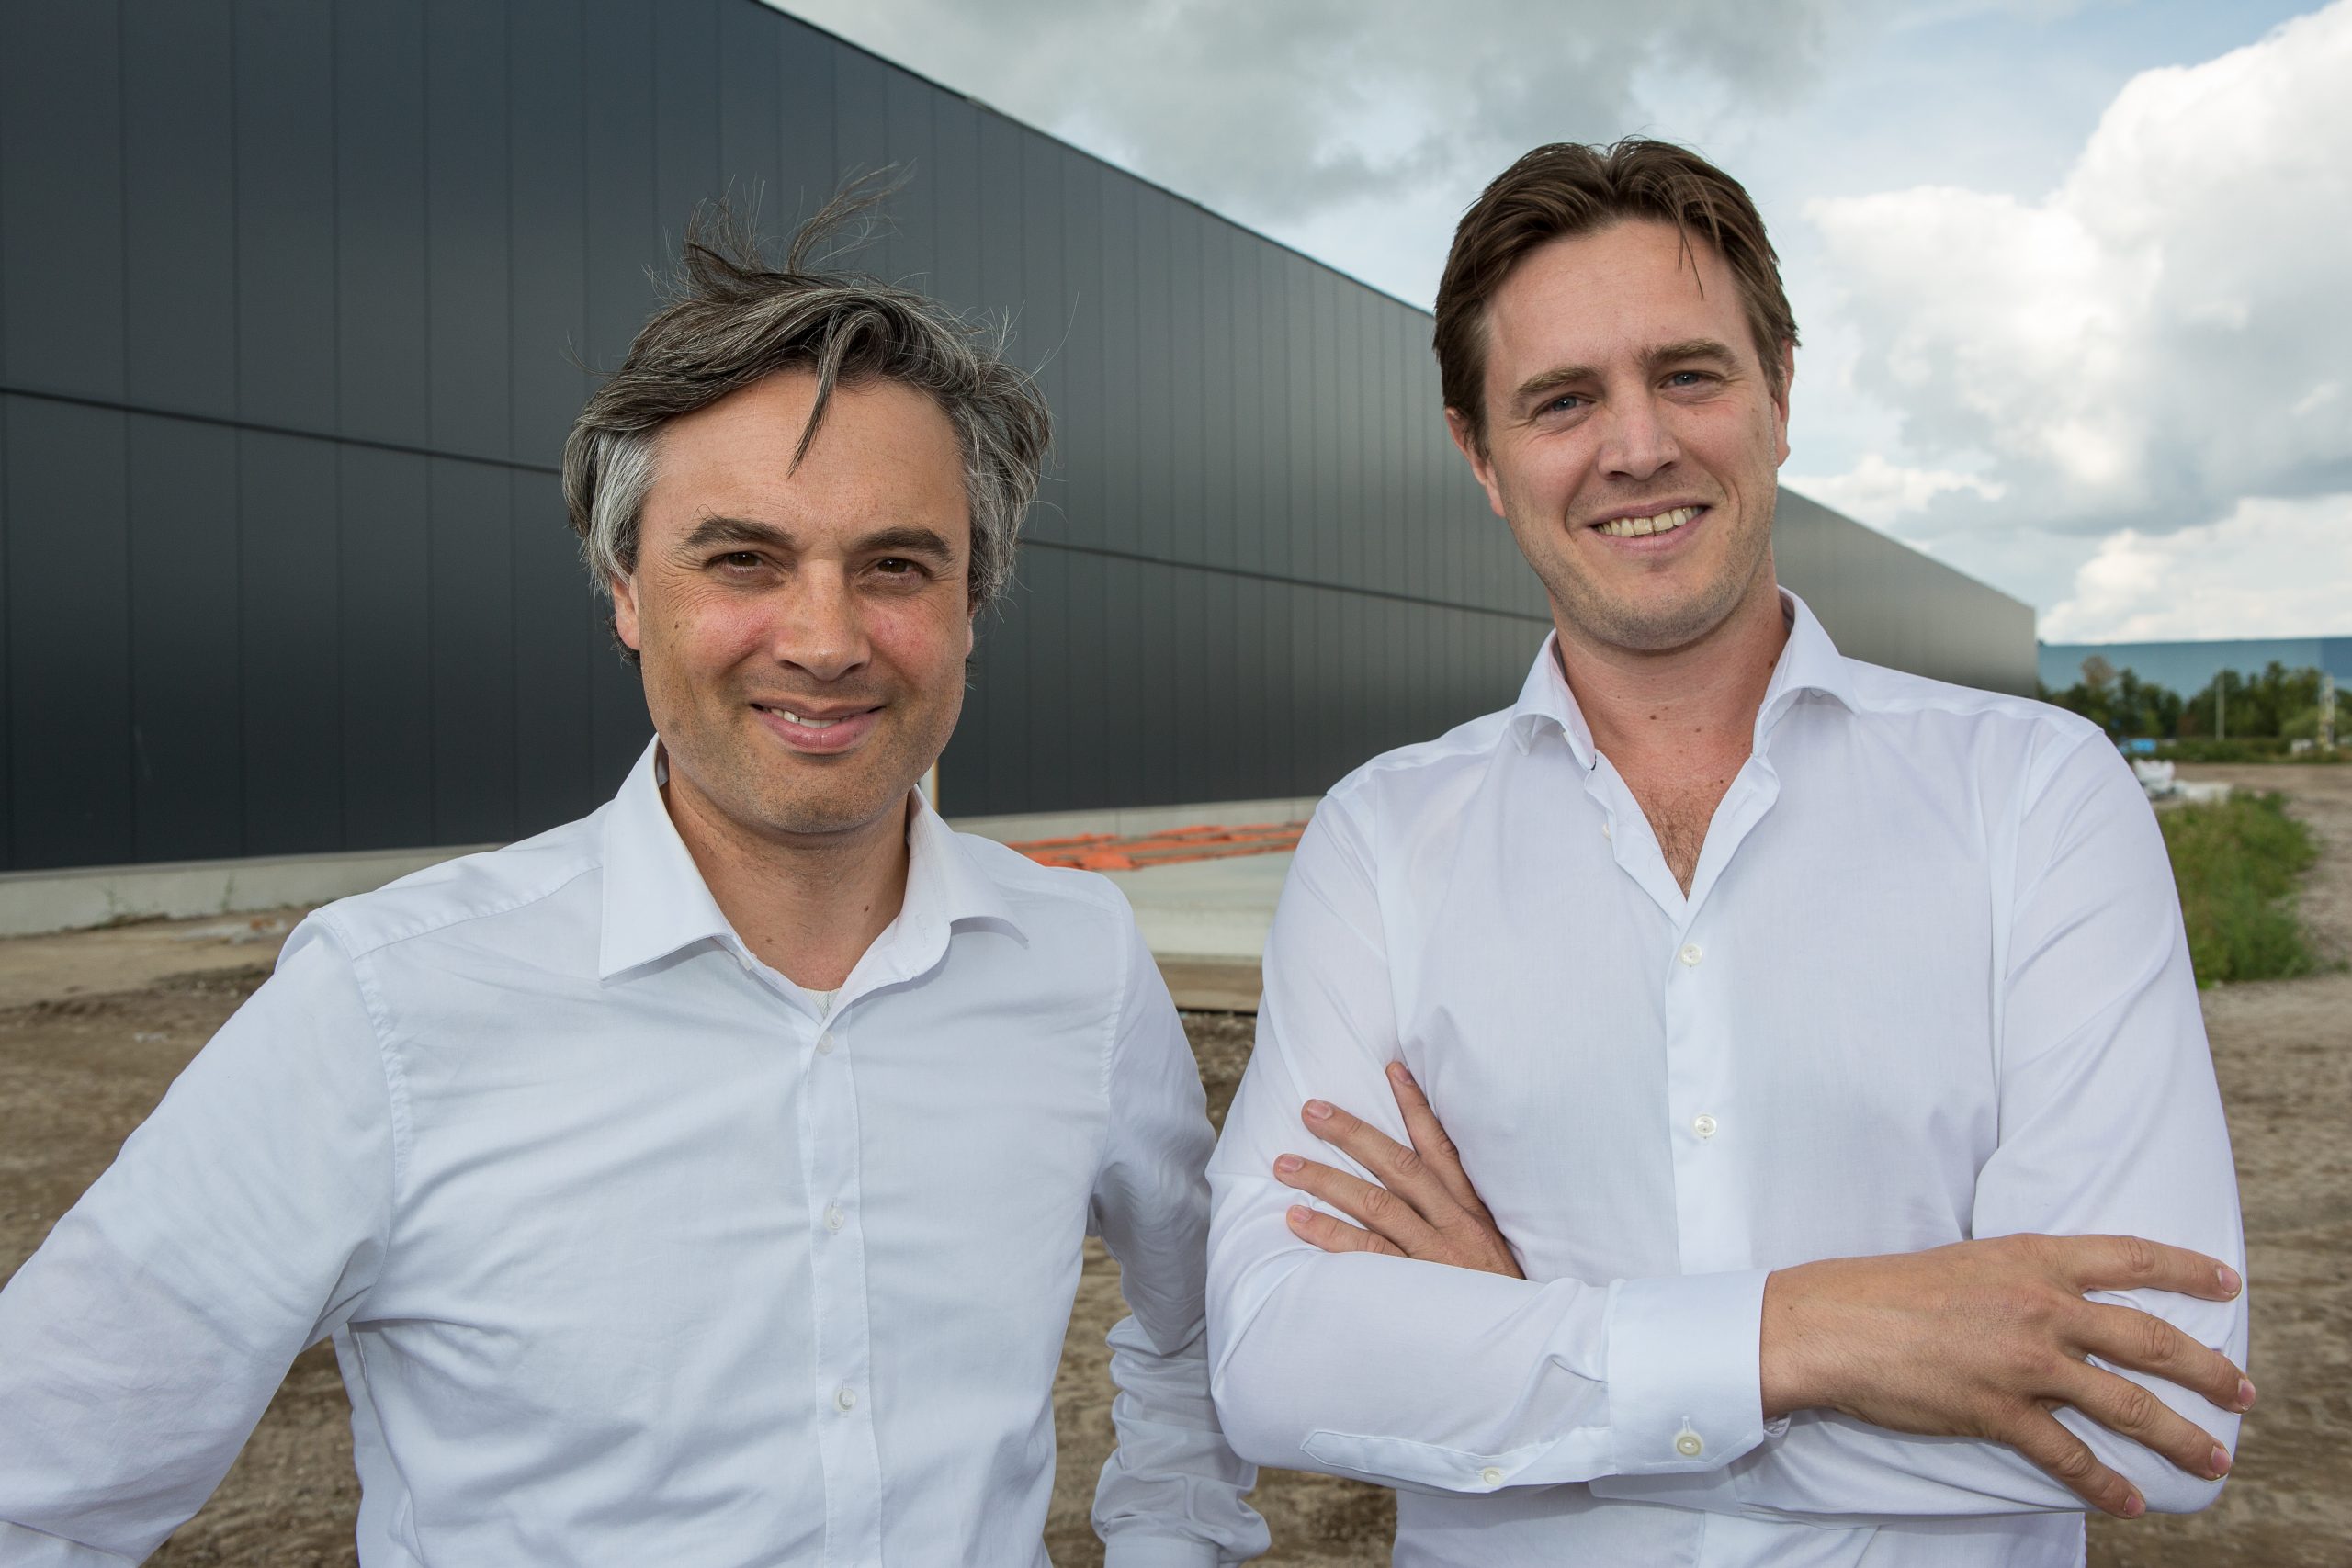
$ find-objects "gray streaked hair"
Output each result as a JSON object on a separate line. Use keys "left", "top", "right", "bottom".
{"left": 560, "top": 175, "right": 1052, "bottom": 650}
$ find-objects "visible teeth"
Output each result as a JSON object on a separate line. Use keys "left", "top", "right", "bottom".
{"left": 1596, "top": 505, "right": 1700, "bottom": 538}
{"left": 773, "top": 709, "right": 841, "bottom": 728}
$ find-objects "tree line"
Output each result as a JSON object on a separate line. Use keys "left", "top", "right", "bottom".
{"left": 2041, "top": 656, "right": 2335, "bottom": 742}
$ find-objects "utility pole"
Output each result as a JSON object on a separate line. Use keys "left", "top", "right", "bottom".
{"left": 2324, "top": 673, "right": 2337, "bottom": 750}
{"left": 2218, "top": 674, "right": 2226, "bottom": 742}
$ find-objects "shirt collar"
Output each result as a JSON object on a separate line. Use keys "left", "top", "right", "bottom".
{"left": 1507, "top": 588, "right": 1860, "bottom": 768}
{"left": 596, "top": 740, "right": 1020, "bottom": 982}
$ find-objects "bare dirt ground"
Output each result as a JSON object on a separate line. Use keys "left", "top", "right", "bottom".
{"left": 1, "top": 761, "right": 2343, "bottom": 1564}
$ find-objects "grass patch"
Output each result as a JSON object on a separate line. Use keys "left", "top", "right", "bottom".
{"left": 2161, "top": 791, "right": 2322, "bottom": 986}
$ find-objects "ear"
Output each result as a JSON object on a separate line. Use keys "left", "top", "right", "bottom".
{"left": 964, "top": 606, "right": 977, "bottom": 660}
{"left": 1771, "top": 343, "right": 1795, "bottom": 467}
{"left": 610, "top": 571, "right": 645, "bottom": 654}
{"left": 1444, "top": 408, "right": 1510, "bottom": 520}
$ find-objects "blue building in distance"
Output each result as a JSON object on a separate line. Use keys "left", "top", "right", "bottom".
{"left": 2040, "top": 637, "right": 2352, "bottom": 696}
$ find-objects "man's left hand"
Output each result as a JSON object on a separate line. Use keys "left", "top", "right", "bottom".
{"left": 1272, "top": 1062, "right": 1523, "bottom": 1279}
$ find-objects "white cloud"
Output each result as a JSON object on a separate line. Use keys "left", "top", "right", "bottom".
{"left": 774, "top": 0, "right": 1848, "bottom": 303}
{"left": 2039, "top": 491, "right": 2352, "bottom": 642}
{"left": 1783, "top": 453, "right": 2005, "bottom": 527}
{"left": 1805, "top": 2, "right": 2352, "bottom": 548}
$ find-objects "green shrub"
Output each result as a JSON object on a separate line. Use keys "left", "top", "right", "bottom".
{"left": 2160, "top": 792, "right": 2321, "bottom": 986}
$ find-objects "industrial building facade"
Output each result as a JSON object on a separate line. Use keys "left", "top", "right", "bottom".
{"left": 0, "top": 0, "right": 2036, "bottom": 876}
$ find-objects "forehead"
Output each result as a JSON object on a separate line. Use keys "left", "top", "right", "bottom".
{"left": 644, "top": 371, "right": 967, "bottom": 536}
{"left": 1481, "top": 219, "right": 1753, "bottom": 383}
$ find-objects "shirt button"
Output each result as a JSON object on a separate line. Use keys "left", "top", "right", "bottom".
{"left": 824, "top": 1204, "right": 845, "bottom": 1233}
{"left": 815, "top": 1032, "right": 836, "bottom": 1055}
{"left": 1692, "top": 1113, "right": 1718, "bottom": 1139}
{"left": 1479, "top": 1466, "right": 1503, "bottom": 1486}
{"left": 1600, "top": 822, "right": 1611, "bottom": 840}
{"left": 835, "top": 1385, "right": 857, "bottom": 1414}
{"left": 1679, "top": 942, "right": 1703, "bottom": 967}
{"left": 1675, "top": 1427, "right": 1704, "bottom": 1458}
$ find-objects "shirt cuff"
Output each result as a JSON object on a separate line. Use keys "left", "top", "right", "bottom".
{"left": 1600, "top": 1268, "right": 1771, "bottom": 1475}
{"left": 1102, "top": 1536, "right": 1227, "bottom": 1568}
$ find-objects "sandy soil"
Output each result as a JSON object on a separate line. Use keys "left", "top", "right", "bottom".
{"left": 1, "top": 761, "right": 2343, "bottom": 1563}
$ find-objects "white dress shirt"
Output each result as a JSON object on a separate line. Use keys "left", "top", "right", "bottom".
{"left": 0, "top": 743, "right": 1265, "bottom": 1567}
{"left": 1205, "top": 593, "right": 2246, "bottom": 1568}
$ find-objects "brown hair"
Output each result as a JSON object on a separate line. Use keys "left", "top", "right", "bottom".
{"left": 562, "top": 175, "right": 1052, "bottom": 662}
{"left": 1434, "top": 139, "right": 1798, "bottom": 452}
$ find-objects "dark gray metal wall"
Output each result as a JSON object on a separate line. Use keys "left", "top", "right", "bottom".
{"left": 0, "top": 0, "right": 2032, "bottom": 874}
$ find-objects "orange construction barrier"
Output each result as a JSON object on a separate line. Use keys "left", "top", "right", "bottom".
{"left": 1009, "top": 821, "right": 1307, "bottom": 872}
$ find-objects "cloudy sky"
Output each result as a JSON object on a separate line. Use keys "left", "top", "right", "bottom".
{"left": 774, "top": 0, "right": 2349, "bottom": 643}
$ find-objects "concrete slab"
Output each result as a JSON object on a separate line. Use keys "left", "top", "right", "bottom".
{"left": 1103, "top": 851, "right": 1292, "bottom": 966}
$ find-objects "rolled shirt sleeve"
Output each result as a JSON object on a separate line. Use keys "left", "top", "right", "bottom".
{"left": 1205, "top": 801, "right": 1771, "bottom": 1494}
{"left": 1087, "top": 915, "right": 1270, "bottom": 1566}
{"left": 0, "top": 926, "right": 395, "bottom": 1563}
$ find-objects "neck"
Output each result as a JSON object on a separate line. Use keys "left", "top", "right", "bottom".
{"left": 1555, "top": 572, "right": 1791, "bottom": 772}
{"left": 660, "top": 758, "right": 913, "bottom": 993}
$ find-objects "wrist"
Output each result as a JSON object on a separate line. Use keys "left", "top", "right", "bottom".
{"left": 1758, "top": 1262, "right": 1832, "bottom": 1420}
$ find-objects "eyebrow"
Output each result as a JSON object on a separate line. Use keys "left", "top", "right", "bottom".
{"left": 1510, "top": 337, "right": 1744, "bottom": 412}
{"left": 676, "top": 514, "right": 959, "bottom": 562}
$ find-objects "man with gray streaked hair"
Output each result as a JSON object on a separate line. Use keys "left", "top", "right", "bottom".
{"left": 0, "top": 188, "right": 1268, "bottom": 1567}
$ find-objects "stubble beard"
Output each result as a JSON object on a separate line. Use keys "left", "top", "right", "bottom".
{"left": 1532, "top": 500, "right": 1776, "bottom": 657}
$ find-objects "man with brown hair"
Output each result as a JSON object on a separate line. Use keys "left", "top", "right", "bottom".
{"left": 1204, "top": 140, "right": 2248, "bottom": 1566}
{"left": 0, "top": 197, "right": 1265, "bottom": 1567}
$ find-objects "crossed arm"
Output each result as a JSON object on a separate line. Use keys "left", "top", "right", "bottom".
{"left": 1205, "top": 744, "right": 2249, "bottom": 1523}
{"left": 1278, "top": 1066, "right": 2247, "bottom": 1519}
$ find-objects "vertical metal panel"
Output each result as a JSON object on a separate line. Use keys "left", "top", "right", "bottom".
{"left": 1014, "top": 129, "right": 1068, "bottom": 545}
{"left": 880, "top": 65, "right": 936, "bottom": 288}
{"left": 128, "top": 416, "right": 243, "bottom": 861}
{"left": 123, "top": 0, "right": 238, "bottom": 417}
{"left": 508, "top": 0, "right": 591, "bottom": 468}
{"left": 428, "top": 457, "right": 517, "bottom": 843}
{"left": 511, "top": 468, "right": 602, "bottom": 829}
{"left": 334, "top": 0, "right": 431, "bottom": 446}
{"left": 237, "top": 430, "right": 341, "bottom": 855}
{"left": 233, "top": 0, "right": 337, "bottom": 429}
{"left": 653, "top": 0, "right": 720, "bottom": 238}
{"left": 338, "top": 446, "right": 436, "bottom": 849}
{"left": 0, "top": 3, "right": 126, "bottom": 401}
{"left": 1169, "top": 208, "right": 1207, "bottom": 566}
{"left": 582, "top": 0, "right": 660, "bottom": 376}
{"left": 775, "top": 12, "right": 837, "bottom": 205}
{"left": 6, "top": 399, "right": 132, "bottom": 869}
{"left": 426, "top": 0, "right": 513, "bottom": 458}
{"left": 1054, "top": 152, "right": 1104, "bottom": 551}
{"left": 1019, "top": 545, "right": 1069, "bottom": 812}
{"left": 1097, "top": 175, "right": 1140, "bottom": 557}
{"left": 929, "top": 96, "right": 984, "bottom": 314}
{"left": 717, "top": 0, "right": 784, "bottom": 214}
{"left": 1132, "top": 191, "right": 1173, "bottom": 559}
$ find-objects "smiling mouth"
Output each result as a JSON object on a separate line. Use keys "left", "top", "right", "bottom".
{"left": 754, "top": 705, "right": 865, "bottom": 728}
{"left": 1593, "top": 504, "right": 1702, "bottom": 539}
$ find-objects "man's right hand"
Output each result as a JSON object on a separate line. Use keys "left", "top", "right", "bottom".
{"left": 1761, "top": 1235, "right": 2252, "bottom": 1519}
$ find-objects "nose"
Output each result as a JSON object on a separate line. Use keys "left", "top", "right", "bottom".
{"left": 767, "top": 563, "right": 870, "bottom": 682}
{"left": 1596, "top": 389, "right": 1680, "bottom": 482}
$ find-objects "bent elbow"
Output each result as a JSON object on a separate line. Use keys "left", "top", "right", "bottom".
{"left": 2136, "top": 1466, "right": 2227, "bottom": 1517}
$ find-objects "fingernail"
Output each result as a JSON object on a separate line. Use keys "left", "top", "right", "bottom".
{"left": 1386, "top": 1061, "right": 1409, "bottom": 1082}
{"left": 1285, "top": 1204, "right": 1312, "bottom": 1227}
{"left": 2217, "top": 1264, "right": 2242, "bottom": 1295}
{"left": 2237, "top": 1378, "right": 2257, "bottom": 1410}
{"left": 2120, "top": 1492, "right": 2145, "bottom": 1519}
{"left": 2209, "top": 1446, "right": 2231, "bottom": 1479}
{"left": 1304, "top": 1100, "right": 1333, "bottom": 1121}
{"left": 1273, "top": 1154, "right": 1304, "bottom": 1175}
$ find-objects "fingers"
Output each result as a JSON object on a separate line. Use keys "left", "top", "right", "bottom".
{"left": 2005, "top": 1406, "right": 2148, "bottom": 1519}
{"left": 1384, "top": 1063, "right": 1488, "bottom": 1217}
{"left": 2051, "top": 1359, "right": 2233, "bottom": 1486}
{"left": 1275, "top": 1153, "right": 1440, "bottom": 1256}
{"left": 1300, "top": 1096, "right": 1453, "bottom": 1217}
{"left": 1284, "top": 1201, "right": 1405, "bottom": 1258}
{"left": 2043, "top": 1233, "right": 2244, "bottom": 1303}
{"left": 2076, "top": 1300, "right": 2256, "bottom": 1415}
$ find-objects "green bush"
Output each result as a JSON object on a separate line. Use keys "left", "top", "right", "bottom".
{"left": 2160, "top": 792, "right": 2322, "bottom": 986}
